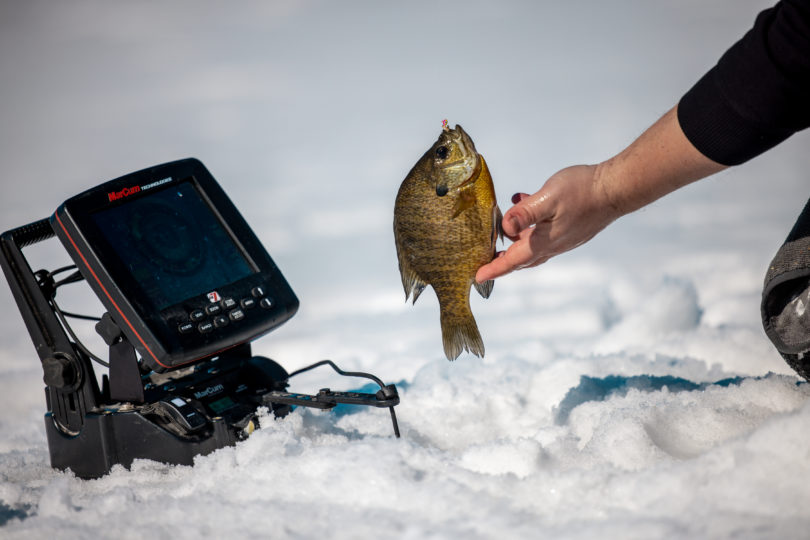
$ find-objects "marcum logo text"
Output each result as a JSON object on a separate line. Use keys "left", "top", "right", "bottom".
{"left": 107, "top": 185, "right": 141, "bottom": 202}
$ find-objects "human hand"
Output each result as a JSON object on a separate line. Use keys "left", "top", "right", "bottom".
{"left": 475, "top": 164, "right": 621, "bottom": 282}
{"left": 475, "top": 107, "right": 726, "bottom": 283}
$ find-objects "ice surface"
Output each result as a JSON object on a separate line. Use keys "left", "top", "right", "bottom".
{"left": 2, "top": 0, "right": 810, "bottom": 538}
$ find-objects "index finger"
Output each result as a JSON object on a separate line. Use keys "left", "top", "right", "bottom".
{"left": 476, "top": 251, "right": 512, "bottom": 282}
{"left": 475, "top": 239, "right": 536, "bottom": 282}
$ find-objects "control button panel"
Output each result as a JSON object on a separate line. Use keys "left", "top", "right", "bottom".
{"left": 175, "top": 284, "right": 274, "bottom": 336}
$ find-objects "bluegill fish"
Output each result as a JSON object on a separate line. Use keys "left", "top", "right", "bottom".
{"left": 394, "top": 122, "right": 501, "bottom": 360}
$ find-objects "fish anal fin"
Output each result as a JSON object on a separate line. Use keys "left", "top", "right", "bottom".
{"left": 493, "top": 204, "right": 504, "bottom": 243}
{"left": 474, "top": 279, "right": 494, "bottom": 299}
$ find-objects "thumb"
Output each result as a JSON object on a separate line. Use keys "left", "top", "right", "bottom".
{"left": 502, "top": 189, "right": 554, "bottom": 237}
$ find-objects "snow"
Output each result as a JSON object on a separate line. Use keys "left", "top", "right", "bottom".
{"left": 2, "top": 0, "right": 810, "bottom": 538}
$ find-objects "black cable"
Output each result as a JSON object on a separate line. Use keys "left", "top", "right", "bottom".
{"left": 53, "top": 271, "right": 84, "bottom": 288}
{"left": 47, "top": 264, "right": 79, "bottom": 277}
{"left": 288, "top": 359, "right": 386, "bottom": 389}
{"left": 51, "top": 297, "right": 109, "bottom": 368}
{"left": 288, "top": 359, "right": 400, "bottom": 438}
{"left": 46, "top": 267, "right": 101, "bottom": 321}
{"left": 389, "top": 407, "right": 400, "bottom": 438}
{"left": 41, "top": 265, "right": 109, "bottom": 368}
{"left": 59, "top": 310, "right": 102, "bottom": 322}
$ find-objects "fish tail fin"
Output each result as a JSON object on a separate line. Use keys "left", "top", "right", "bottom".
{"left": 439, "top": 304, "right": 484, "bottom": 361}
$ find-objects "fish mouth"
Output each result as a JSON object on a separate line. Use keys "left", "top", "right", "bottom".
{"left": 441, "top": 124, "right": 477, "bottom": 154}
{"left": 434, "top": 123, "right": 480, "bottom": 192}
{"left": 454, "top": 124, "right": 476, "bottom": 152}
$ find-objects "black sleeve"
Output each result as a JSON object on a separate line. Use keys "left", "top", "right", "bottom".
{"left": 677, "top": 0, "right": 810, "bottom": 166}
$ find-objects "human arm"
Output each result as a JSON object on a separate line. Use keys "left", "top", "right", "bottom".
{"left": 475, "top": 105, "right": 726, "bottom": 282}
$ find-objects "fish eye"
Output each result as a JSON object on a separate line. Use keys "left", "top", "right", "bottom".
{"left": 435, "top": 146, "right": 449, "bottom": 160}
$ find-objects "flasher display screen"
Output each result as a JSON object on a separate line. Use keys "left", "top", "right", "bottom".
{"left": 90, "top": 180, "right": 254, "bottom": 311}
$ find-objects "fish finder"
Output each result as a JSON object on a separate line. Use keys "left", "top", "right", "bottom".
{"left": 53, "top": 158, "right": 298, "bottom": 373}
{"left": 1, "top": 158, "right": 400, "bottom": 478}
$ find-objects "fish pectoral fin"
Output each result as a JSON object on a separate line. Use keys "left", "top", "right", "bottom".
{"left": 474, "top": 279, "right": 494, "bottom": 299}
{"left": 451, "top": 188, "right": 477, "bottom": 219}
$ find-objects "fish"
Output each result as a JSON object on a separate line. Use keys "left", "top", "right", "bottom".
{"left": 393, "top": 122, "right": 501, "bottom": 360}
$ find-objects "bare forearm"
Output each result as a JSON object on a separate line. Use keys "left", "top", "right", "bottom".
{"left": 594, "top": 105, "right": 727, "bottom": 218}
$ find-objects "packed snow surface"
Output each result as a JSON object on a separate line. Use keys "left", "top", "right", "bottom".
{"left": 2, "top": 1, "right": 810, "bottom": 538}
